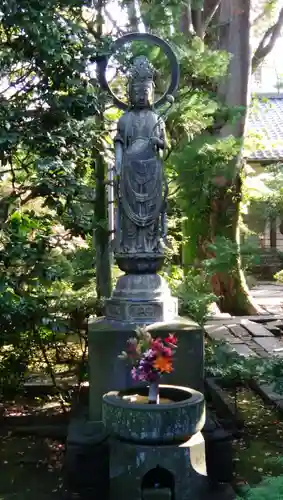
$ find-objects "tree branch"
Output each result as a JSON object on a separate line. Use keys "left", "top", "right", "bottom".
{"left": 252, "top": 7, "right": 283, "bottom": 73}
{"left": 191, "top": 7, "right": 204, "bottom": 38}
{"left": 124, "top": 0, "right": 139, "bottom": 31}
{"left": 179, "top": 0, "right": 193, "bottom": 35}
{"left": 104, "top": 7, "right": 126, "bottom": 35}
{"left": 251, "top": 0, "right": 278, "bottom": 27}
{"left": 203, "top": 0, "right": 222, "bottom": 32}
{"left": 168, "top": 186, "right": 180, "bottom": 199}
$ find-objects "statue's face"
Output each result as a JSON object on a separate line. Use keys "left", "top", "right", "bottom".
{"left": 130, "top": 81, "right": 154, "bottom": 108}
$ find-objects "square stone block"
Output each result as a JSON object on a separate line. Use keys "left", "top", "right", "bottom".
{"left": 88, "top": 317, "right": 204, "bottom": 421}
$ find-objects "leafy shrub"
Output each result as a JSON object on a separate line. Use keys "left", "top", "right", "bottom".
{"left": 238, "top": 475, "right": 283, "bottom": 500}
{"left": 275, "top": 269, "right": 283, "bottom": 283}
{"left": 162, "top": 265, "right": 216, "bottom": 325}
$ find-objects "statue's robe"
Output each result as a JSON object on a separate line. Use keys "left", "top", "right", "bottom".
{"left": 114, "top": 109, "right": 166, "bottom": 255}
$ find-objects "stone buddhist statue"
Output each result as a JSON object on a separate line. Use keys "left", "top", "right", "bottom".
{"left": 113, "top": 56, "right": 168, "bottom": 274}
{"left": 98, "top": 33, "right": 180, "bottom": 321}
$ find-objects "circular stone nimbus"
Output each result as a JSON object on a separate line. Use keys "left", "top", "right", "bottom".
{"left": 98, "top": 32, "right": 180, "bottom": 110}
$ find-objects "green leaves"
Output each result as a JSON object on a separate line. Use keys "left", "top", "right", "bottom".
{"left": 162, "top": 265, "right": 216, "bottom": 325}
{"left": 238, "top": 475, "right": 283, "bottom": 500}
{"left": 0, "top": 0, "right": 110, "bottom": 395}
{"left": 205, "top": 340, "right": 259, "bottom": 382}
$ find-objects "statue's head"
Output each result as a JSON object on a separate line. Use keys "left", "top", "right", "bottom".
{"left": 128, "top": 56, "right": 155, "bottom": 109}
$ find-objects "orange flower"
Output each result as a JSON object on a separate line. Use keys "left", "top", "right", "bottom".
{"left": 153, "top": 356, "right": 173, "bottom": 373}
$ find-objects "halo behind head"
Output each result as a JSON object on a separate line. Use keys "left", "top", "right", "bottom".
{"left": 98, "top": 33, "right": 180, "bottom": 111}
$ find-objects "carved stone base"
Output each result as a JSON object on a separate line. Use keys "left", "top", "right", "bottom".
{"left": 115, "top": 253, "right": 165, "bottom": 274}
{"left": 105, "top": 273, "right": 178, "bottom": 323}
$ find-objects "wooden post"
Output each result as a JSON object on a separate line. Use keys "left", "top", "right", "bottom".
{"left": 94, "top": 152, "right": 112, "bottom": 301}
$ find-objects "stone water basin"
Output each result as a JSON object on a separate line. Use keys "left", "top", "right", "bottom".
{"left": 102, "top": 384, "right": 205, "bottom": 444}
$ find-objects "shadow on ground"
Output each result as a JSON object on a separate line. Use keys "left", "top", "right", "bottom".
{"left": 0, "top": 431, "right": 64, "bottom": 499}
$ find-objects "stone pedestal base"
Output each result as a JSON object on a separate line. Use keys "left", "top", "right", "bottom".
{"left": 105, "top": 273, "right": 178, "bottom": 323}
{"left": 64, "top": 416, "right": 235, "bottom": 500}
{"left": 108, "top": 432, "right": 207, "bottom": 500}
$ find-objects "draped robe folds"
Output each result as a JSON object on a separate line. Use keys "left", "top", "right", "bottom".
{"left": 114, "top": 109, "right": 166, "bottom": 255}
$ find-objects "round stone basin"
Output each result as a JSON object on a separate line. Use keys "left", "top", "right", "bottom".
{"left": 102, "top": 384, "right": 205, "bottom": 444}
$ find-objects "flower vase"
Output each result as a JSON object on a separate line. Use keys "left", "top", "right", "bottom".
{"left": 148, "top": 380, "right": 159, "bottom": 404}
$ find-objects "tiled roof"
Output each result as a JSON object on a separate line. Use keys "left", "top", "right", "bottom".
{"left": 247, "top": 94, "right": 283, "bottom": 162}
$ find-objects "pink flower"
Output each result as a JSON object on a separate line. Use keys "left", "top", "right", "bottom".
{"left": 151, "top": 338, "right": 164, "bottom": 353}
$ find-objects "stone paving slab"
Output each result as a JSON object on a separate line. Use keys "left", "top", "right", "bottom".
{"left": 264, "top": 320, "right": 283, "bottom": 336}
{"left": 228, "top": 324, "right": 253, "bottom": 340}
{"left": 250, "top": 379, "right": 283, "bottom": 411}
{"left": 206, "top": 316, "right": 283, "bottom": 326}
{"left": 250, "top": 283, "right": 283, "bottom": 315}
{"left": 204, "top": 318, "right": 283, "bottom": 358}
{"left": 205, "top": 284, "right": 283, "bottom": 416}
{"left": 252, "top": 336, "right": 283, "bottom": 356}
{"left": 240, "top": 319, "right": 274, "bottom": 337}
{"left": 229, "top": 343, "right": 259, "bottom": 358}
{"left": 256, "top": 383, "right": 283, "bottom": 402}
{"left": 204, "top": 325, "right": 244, "bottom": 344}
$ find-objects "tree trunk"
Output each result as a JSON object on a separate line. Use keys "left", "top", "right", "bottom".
{"left": 124, "top": 0, "right": 140, "bottom": 31}
{"left": 178, "top": 0, "right": 282, "bottom": 315}
{"left": 179, "top": 0, "right": 193, "bottom": 35}
{"left": 208, "top": 0, "right": 261, "bottom": 315}
{"left": 208, "top": 173, "right": 261, "bottom": 315}
{"left": 94, "top": 1, "right": 111, "bottom": 306}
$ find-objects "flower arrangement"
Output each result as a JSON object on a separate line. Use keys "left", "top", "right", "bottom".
{"left": 119, "top": 327, "right": 178, "bottom": 404}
